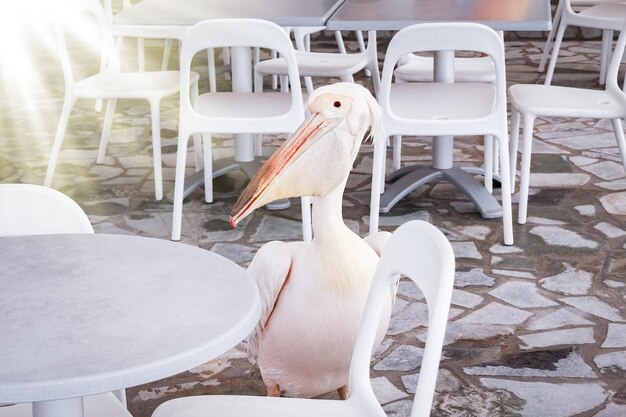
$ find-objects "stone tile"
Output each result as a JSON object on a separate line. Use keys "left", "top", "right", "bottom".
{"left": 451, "top": 289, "right": 483, "bottom": 309}
{"left": 593, "top": 403, "right": 626, "bottom": 417}
{"left": 250, "top": 216, "right": 303, "bottom": 242}
{"left": 600, "top": 191, "right": 626, "bottom": 215}
{"left": 489, "top": 244, "right": 522, "bottom": 254}
{"left": 530, "top": 226, "right": 599, "bottom": 249}
{"left": 580, "top": 161, "right": 625, "bottom": 180}
{"left": 529, "top": 173, "right": 590, "bottom": 187}
{"left": 548, "top": 131, "right": 620, "bottom": 150}
{"left": 374, "top": 345, "right": 424, "bottom": 371}
{"left": 210, "top": 243, "right": 256, "bottom": 265}
{"left": 527, "top": 309, "right": 594, "bottom": 331}
{"left": 396, "top": 281, "right": 425, "bottom": 301}
{"left": 570, "top": 156, "right": 598, "bottom": 166}
{"left": 417, "top": 322, "right": 514, "bottom": 345}
{"left": 539, "top": 263, "right": 593, "bottom": 295}
{"left": 492, "top": 269, "right": 536, "bottom": 279}
{"left": 454, "top": 268, "right": 496, "bottom": 287}
{"left": 479, "top": 379, "right": 607, "bottom": 417}
{"left": 370, "top": 376, "right": 409, "bottom": 405}
{"left": 574, "top": 204, "right": 596, "bottom": 216}
{"left": 401, "top": 368, "right": 460, "bottom": 394}
{"left": 604, "top": 279, "right": 625, "bottom": 289}
{"left": 560, "top": 296, "right": 624, "bottom": 322}
{"left": 594, "top": 222, "right": 626, "bottom": 238}
{"left": 382, "top": 400, "right": 413, "bottom": 417}
{"left": 594, "top": 351, "right": 626, "bottom": 372}
{"left": 489, "top": 281, "right": 558, "bottom": 308}
{"left": 601, "top": 324, "right": 626, "bottom": 348}
{"left": 596, "top": 179, "right": 626, "bottom": 191}
{"left": 519, "top": 328, "right": 595, "bottom": 349}
{"left": 387, "top": 302, "right": 428, "bottom": 336}
{"left": 464, "top": 350, "right": 596, "bottom": 378}
{"left": 450, "top": 242, "right": 483, "bottom": 260}
{"left": 457, "top": 302, "right": 532, "bottom": 325}
{"left": 366, "top": 210, "right": 431, "bottom": 227}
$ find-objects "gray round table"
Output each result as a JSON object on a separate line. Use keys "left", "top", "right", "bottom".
{"left": 0, "top": 233, "right": 260, "bottom": 417}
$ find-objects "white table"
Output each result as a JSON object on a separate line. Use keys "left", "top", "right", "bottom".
{"left": 327, "top": 0, "right": 552, "bottom": 218}
{"left": 0, "top": 234, "right": 260, "bottom": 417}
{"left": 113, "top": 0, "right": 346, "bottom": 198}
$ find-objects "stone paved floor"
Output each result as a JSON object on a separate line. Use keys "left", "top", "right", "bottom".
{"left": 2, "top": 30, "right": 626, "bottom": 417}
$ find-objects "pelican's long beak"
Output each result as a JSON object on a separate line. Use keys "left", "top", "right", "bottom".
{"left": 230, "top": 112, "right": 339, "bottom": 227}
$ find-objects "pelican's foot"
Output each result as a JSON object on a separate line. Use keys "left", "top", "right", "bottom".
{"left": 266, "top": 384, "right": 281, "bottom": 397}
{"left": 337, "top": 385, "right": 348, "bottom": 400}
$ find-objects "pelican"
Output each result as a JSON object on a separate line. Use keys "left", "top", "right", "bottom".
{"left": 230, "top": 82, "right": 394, "bottom": 399}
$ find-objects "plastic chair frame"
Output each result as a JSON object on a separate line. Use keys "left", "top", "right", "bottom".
{"left": 151, "top": 220, "right": 455, "bottom": 417}
{"left": 510, "top": 22, "right": 626, "bottom": 224}
{"left": 172, "top": 18, "right": 306, "bottom": 241}
{"left": 371, "top": 22, "right": 514, "bottom": 246}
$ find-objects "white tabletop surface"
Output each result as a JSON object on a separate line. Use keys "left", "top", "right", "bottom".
{"left": 327, "top": 0, "right": 552, "bottom": 31}
{"left": 113, "top": 0, "right": 346, "bottom": 27}
{"left": 0, "top": 233, "right": 260, "bottom": 404}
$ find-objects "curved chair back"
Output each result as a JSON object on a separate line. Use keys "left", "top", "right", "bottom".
{"left": 349, "top": 220, "right": 455, "bottom": 417}
{"left": 178, "top": 19, "right": 305, "bottom": 134}
{"left": 380, "top": 22, "right": 507, "bottom": 137}
{"left": 0, "top": 184, "right": 93, "bottom": 236}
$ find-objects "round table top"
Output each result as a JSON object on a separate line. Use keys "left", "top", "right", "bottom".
{"left": 0, "top": 233, "right": 260, "bottom": 403}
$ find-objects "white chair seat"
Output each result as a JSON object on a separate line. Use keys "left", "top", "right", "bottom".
{"left": 394, "top": 55, "right": 495, "bottom": 83}
{"left": 194, "top": 92, "right": 293, "bottom": 120}
{"left": 509, "top": 84, "right": 623, "bottom": 119}
{"left": 256, "top": 51, "right": 370, "bottom": 77}
{"left": 75, "top": 71, "right": 199, "bottom": 100}
{"left": 389, "top": 83, "right": 496, "bottom": 121}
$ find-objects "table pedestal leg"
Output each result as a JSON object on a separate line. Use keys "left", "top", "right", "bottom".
{"left": 33, "top": 398, "right": 83, "bottom": 417}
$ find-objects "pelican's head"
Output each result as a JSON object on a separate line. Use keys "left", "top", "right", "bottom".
{"left": 230, "top": 82, "right": 384, "bottom": 227}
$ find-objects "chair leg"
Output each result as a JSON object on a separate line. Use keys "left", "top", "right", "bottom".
{"left": 97, "top": 98, "right": 117, "bottom": 164}
{"left": 509, "top": 109, "right": 521, "bottom": 190}
{"left": 599, "top": 30, "right": 612, "bottom": 86}
{"left": 304, "top": 76, "right": 315, "bottom": 94}
{"left": 207, "top": 48, "right": 217, "bottom": 93}
{"left": 544, "top": 24, "right": 567, "bottom": 85}
{"left": 137, "top": 37, "right": 145, "bottom": 72}
{"left": 496, "top": 131, "right": 514, "bottom": 245}
{"left": 270, "top": 50, "right": 278, "bottom": 90}
{"left": 44, "top": 95, "right": 76, "bottom": 187}
{"left": 369, "top": 134, "right": 387, "bottom": 235}
{"left": 172, "top": 130, "right": 190, "bottom": 241}
{"left": 150, "top": 100, "right": 163, "bottom": 201}
{"left": 301, "top": 196, "right": 312, "bottom": 241}
{"left": 334, "top": 31, "right": 347, "bottom": 54}
{"left": 538, "top": 0, "right": 564, "bottom": 73}
{"left": 202, "top": 133, "right": 213, "bottom": 203}
{"left": 484, "top": 135, "right": 494, "bottom": 193}
{"left": 190, "top": 81, "right": 203, "bottom": 171}
{"left": 611, "top": 118, "right": 626, "bottom": 173}
{"left": 161, "top": 38, "right": 172, "bottom": 71}
{"left": 355, "top": 31, "right": 371, "bottom": 77}
{"left": 518, "top": 115, "right": 536, "bottom": 225}
{"left": 392, "top": 135, "right": 402, "bottom": 170}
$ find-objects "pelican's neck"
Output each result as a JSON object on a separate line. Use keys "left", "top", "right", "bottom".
{"left": 311, "top": 177, "right": 350, "bottom": 244}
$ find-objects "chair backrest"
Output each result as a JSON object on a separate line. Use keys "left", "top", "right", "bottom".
{"left": 379, "top": 22, "right": 507, "bottom": 137}
{"left": 55, "top": 0, "right": 120, "bottom": 88}
{"left": 179, "top": 19, "right": 305, "bottom": 134}
{"left": 348, "top": 220, "right": 455, "bottom": 417}
{"left": 0, "top": 184, "right": 94, "bottom": 236}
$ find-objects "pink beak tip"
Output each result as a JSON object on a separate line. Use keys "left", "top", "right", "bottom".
{"left": 229, "top": 216, "right": 237, "bottom": 229}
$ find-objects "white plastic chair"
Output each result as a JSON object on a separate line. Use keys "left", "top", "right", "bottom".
{"left": 0, "top": 184, "right": 130, "bottom": 416}
{"left": 44, "top": 0, "right": 200, "bottom": 201}
{"left": 172, "top": 19, "right": 307, "bottom": 241}
{"left": 509, "top": 23, "right": 626, "bottom": 224}
{"left": 370, "top": 22, "right": 514, "bottom": 246}
{"left": 392, "top": 51, "right": 498, "bottom": 177}
{"left": 151, "top": 220, "right": 454, "bottom": 417}
{"left": 254, "top": 27, "right": 380, "bottom": 95}
{"left": 543, "top": 0, "right": 626, "bottom": 85}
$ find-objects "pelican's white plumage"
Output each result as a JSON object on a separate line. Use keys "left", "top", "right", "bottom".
{"left": 230, "top": 83, "right": 393, "bottom": 398}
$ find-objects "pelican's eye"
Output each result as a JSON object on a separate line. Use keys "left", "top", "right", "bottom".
{"left": 333, "top": 101, "right": 342, "bottom": 108}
